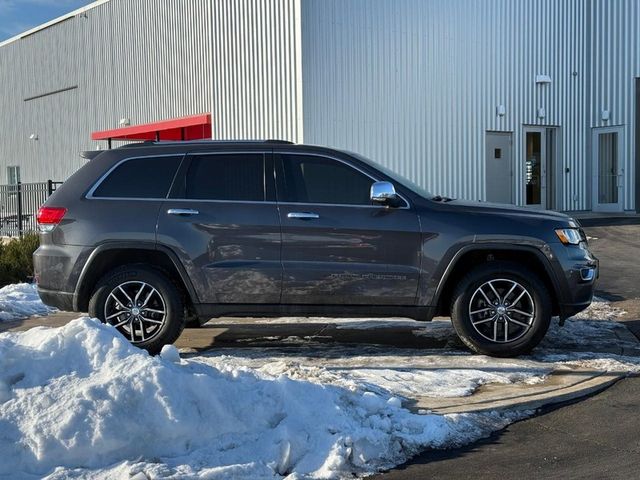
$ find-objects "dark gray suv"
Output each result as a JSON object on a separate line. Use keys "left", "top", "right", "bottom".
{"left": 34, "top": 140, "right": 598, "bottom": 357}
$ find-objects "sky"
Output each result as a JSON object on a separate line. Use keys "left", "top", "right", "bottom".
{"left": 0, "top": 0, "right": 90, "bottom": 42}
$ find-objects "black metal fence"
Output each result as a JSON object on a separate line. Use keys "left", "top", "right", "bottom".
{"left": 0, "top": 181, "right": 62, "bottom": 237}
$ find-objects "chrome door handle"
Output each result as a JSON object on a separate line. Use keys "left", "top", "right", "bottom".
{"left": 167, "top": 208, "right": 199, "bottom": 216}
{"left": 287, "top": 212, "right": 320, "bottom": 220}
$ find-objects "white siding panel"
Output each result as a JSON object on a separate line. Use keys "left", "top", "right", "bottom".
{"left": 210, "top": 0, "right": 303, "bottom": 142}
{"left": 301, "top": 0, "right": 601, "bottom": 210}
{"left": 0, "top": 0, "right": 212, "bottom": 183}
{"left": 589, "top": 0, "right": 640, "bottom": 210}
{"left": 1, "top": 0, "right": 638, "bottom": 212}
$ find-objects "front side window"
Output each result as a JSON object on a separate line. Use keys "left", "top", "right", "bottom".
{"left": 279, "top": 154, "right": 373, "bottom": 205}
{"left": 184, "top": 153, "right": 265, "bottom": 201}
{"left": 92, "top": 156, "right": 181, "bottom": 198}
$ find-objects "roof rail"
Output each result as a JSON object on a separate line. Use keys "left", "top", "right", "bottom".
{"left": 80, "top": 150, "right": 106, "bottom": 159}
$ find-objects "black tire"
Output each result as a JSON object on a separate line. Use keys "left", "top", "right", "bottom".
{"left": 88, "top": 264, "right": 185, "bottom": 354}
{"left": 450, "top": 261, "right": 551, "bottom": 357}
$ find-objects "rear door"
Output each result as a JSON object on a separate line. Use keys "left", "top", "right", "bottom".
{"left": 275, "top": 152, "right": 422, "bottom": 306}
{"left": 156, "top": 150, "right": 281, "bottom": 304}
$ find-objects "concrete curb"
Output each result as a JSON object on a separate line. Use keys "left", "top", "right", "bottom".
{"left": 409, "top": 322, "right": 640, "bottom": 415}
{"left": 411, "top": 368, "right": 626, "bottom": 414}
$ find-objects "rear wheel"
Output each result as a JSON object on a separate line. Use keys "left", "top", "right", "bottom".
{"left": 88, "top": 265, "right": 185, "bottom": 354}
{"left": 450, "top": 262, "right": 551, "bottom": 357}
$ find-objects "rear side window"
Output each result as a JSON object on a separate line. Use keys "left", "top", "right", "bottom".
{"left": 279, "top": 154, "right": 373, "bottom": 205}
{"left": 184, "top": 153, "right": 265, "bottom": 201}
{"left": 92, "top": 156, "right": 181, "bottom": 198}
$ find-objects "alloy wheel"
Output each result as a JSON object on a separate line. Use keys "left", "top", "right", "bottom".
{"left": 468, "top": 278, "right": 535, "bottom": 343}
{"left": 103, "top": 281, "right": 167, "bottom": 344}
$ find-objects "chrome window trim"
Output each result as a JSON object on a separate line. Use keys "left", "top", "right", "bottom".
{"left": 86, "top": 153, "right": 186, "bottom": 200}
{"left": 85, "top": 197, "right": 279, "bottom": 205}
{"left": 164, "top": 198, "right": 278, "bottom": 205}
{"left": 275, "top": 150, "right": 411, "bottom": 209}
{"left": 85, "top": 149, "right": 411, "bottom": 209}
{"left": 276, "top": 201, "right": 404, "bottom": 210}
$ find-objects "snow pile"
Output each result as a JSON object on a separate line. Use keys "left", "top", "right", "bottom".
{"left": 0, "top": 287, "right": 638, "bottom": 478}
{"left": 0, "top": 283, "right": 53, "bottom": 321}
{"left": 0, "top": 318, "right": 518, "bottom": 479}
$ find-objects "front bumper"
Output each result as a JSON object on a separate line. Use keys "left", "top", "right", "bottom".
{"left": 551, "top": 242, "right": 599, "bottom": 319}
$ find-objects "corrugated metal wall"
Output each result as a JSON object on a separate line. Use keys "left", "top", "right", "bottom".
{"left": 589, "top": 0, "right": 640, "bottom": 210}
{"left": 0, "top": 0, "right": 637, "bottom": 211}
{"left": 209, "top": 0, "right": 303, "bottom": 142}
{"left": 0, "top": 0, "right": 212, "bottom": 183}
{"left": 301, "top": 0, "right": 638, "bottom": 211}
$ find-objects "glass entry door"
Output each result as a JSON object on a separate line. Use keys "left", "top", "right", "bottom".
{"left": 524, "top": 127, "right": 557, "bottom": 209}
{"left": 592, "top": 127, "right": 624, "bottom": 212}
{"left": 524, "top": 129, "right": 544, "bottom": 207}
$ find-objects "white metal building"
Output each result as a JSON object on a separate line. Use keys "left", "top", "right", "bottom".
{"left": 0, "top": 0, "right": 638, "bottom": 212}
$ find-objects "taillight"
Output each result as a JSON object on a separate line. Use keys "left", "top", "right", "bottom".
{"left": 37, "top": 207, "right": 67, "bottom": 232}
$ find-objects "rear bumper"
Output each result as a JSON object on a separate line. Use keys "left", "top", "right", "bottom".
{"left": 33, "top": 242, "right": 90, "bottom": 311}
{"left": 37, "top": 287, "right": 75, "bottom": 311}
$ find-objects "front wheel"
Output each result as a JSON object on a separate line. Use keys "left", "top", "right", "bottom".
{"left": 450, "top": 262, "right": 551, "bottom": 357}
{"left": 88, "top": 265, "right": 185, "bottom": 354}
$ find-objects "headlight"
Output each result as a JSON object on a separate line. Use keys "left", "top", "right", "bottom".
{"left": 555, "top": 228, "right": 582, "bottom": 245}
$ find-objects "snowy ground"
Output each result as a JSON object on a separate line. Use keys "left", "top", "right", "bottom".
{"left": 0, "top": 283, "right": 54, "bottom": 321}
{"left": 0, "top": 286, "right": 638, "bottom": 479}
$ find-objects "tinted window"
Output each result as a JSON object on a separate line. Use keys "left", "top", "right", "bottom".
{"left": 280, "top": 154, "right": 373, "bottom": 205}
{"left": 93, "top": 156, "right": 181, "bottom": 198}
{"left": 185, "top": 154, "right": 265, "bottom": 201}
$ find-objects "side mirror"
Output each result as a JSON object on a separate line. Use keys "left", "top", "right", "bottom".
{"left": 370, "top": 181, "right": 399, "bottom": 206}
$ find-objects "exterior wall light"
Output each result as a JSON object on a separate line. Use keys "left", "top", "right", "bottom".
{"left": 496, "top": 105, "right": 506, "bottom": 117}
{"left": 601, "top": 110, "right": 610, "bottom": 121}
{"left": 29, "top": 133, "right": 38, "bottom": 140}
{"left": 537, "top": 107, "right": 546, "bottom": 119}
{"left": 119, "top": 118, "right": 131, "bottom": 126}
{"left": 535, "top": 74, "right": 552, "bottom": 84}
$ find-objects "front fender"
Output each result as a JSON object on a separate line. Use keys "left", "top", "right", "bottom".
{"left": 419, "top": 237, "right": 565, "bottom": 310}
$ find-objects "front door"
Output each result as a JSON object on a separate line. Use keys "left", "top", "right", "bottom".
{"left": 275, "top": 152, "right": 422, "bottom": 306}
{"left": 157, "top": 150, "right": 282, "bottom": 304}
{"left": 485, "top": 131, "right": 513, "bottom": 204}
{"left": 592, "top": 127, "right": 624, "bottom": 212}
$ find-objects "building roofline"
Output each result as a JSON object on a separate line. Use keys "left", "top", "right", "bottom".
{"left": 116, "top": 140, "right": 296, "bottom": 149}
{"left": 0, "top": 0, "right": 111, "bottom": 48}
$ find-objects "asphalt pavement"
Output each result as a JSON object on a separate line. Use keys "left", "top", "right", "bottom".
{"left": 375, "top": 220, "right": 640, "bottom": 480}
{"left": 375, "top": 376, "right": 640, "bottom": 480}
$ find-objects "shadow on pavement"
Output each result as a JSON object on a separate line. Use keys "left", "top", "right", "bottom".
{"left": 594, "top": 290, "right": 626, "bottom": 302}
{"left": 176, "top": 320, "right": 461, "bottom": 352}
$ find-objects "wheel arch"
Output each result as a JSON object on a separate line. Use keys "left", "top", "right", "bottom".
{"left": 433, "top": 244, "right": 562, "bottom": 318}
{"left": 74, "top": 242, "right": 199, "bottom": 313}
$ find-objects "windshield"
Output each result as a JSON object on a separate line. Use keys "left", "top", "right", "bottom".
{"left": 347, "top": 151, "right": 435, "bottom": 199}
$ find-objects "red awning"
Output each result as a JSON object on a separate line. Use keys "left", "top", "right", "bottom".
{"left": 91, "top": 113, "right": 212, "bottom": 142}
